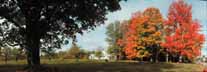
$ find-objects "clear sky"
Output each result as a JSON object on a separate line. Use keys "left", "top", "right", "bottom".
{"left": 61, "top": 0, "right": 207, "bottom": 56}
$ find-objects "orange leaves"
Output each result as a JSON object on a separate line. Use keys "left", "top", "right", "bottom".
{"left": 154, "top": 31, "right": 161, "bottom": 36}
{"left": 117, "top": 1, "right": 205, "bottom": 61}
{"left": 143, "top": 7, "right": 163, "bottom": 25}
{"left": 124, "top": 41, "right": 138, "bottom": 59}
{"left": 120, "top": 7, "right": 163, "bottom": 59}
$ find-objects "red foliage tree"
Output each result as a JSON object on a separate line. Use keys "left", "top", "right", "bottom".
{"left": 161, "top": 0, "right": 205, "bottom": 61}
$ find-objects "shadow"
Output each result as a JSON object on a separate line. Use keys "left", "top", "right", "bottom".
{"left": 0, "top": 62, "right": 204, "bottom": 72}
{"left": 0, "top": 64, "right": 26, "bottom": 72}
{"left": 45, "top": 62, "right": 175, "bottom": 72}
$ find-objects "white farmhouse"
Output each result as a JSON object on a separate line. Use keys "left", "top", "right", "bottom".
{"left": 89, "top": 50, "right": 111, "bottom": 60}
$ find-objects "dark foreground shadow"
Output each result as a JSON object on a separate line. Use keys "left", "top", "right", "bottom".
{"left": 0, "top": 62, "right": 204, "bottom": 72}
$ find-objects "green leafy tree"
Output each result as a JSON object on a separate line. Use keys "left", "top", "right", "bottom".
{"left": 95, "top": 51, "right": 102, "bottom": 60}
{"left": 79, "top": 49, "right": 90, "bottom": 59}
{"left": 0, "top": 47, "right": 12, "bottom": 63}
{"left": 106, "top": 20, "right": 128, "bottom": 60}
{"left": 57, "top": 51, "right": 67, "bottom": 60}
{"left": 95, "top": 48, "right": 103, "bottom": 60}
{"left": 11, "top": 48, "right": 22, "bottom": 61}
{"left": 0, "top": 0, "right": 123, "bottom": 66}
{"left": 65, "top": 43, "right": 81, "bottom": 61}
{"left": 0, "top": 47, "right": 25, "bottom": 62}
{"left": 41, "top": 47, "right": 56, "bottom": 61}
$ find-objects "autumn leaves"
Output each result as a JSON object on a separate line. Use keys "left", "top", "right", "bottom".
{"left": 161, "top": 0, "right": 205, "bottom": 61}
{"left": 117, "top": 0, "right": 205, "bottom": 62}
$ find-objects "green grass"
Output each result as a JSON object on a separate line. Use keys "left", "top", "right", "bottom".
{"left": 0, "top": 59, "right": 205, "bottom": 72}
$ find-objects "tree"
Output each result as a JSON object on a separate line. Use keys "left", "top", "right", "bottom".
{"left": 65, "top": 43, "right": 81, "bottom": 60}
{"left": 10, "top": 48, "right": 24, "bottom": 61}
{"left": 142, "top": 7, "right": 164, "bottom": 62}
{"left": 106, "top": 20, "right": 128, "bottom": 60}
{"left": 95, "top": 50, "right": 102, "bottom": 60}
{"left": 11, "top": 48, "right": 19, "bottom": 61}
{"left": 0, "top": 47, "right": 25, "bottom": 62}
{"left": 41, "top": 48, "right": 56, "bottom": 61}
{"left": 57, "top": 51, "right": 67, "bottom": 60}
{"left": 0, "top": 47, "right": 12, "bottom": 63}
{"left": 78, "top": 49, "right": 91, "bottom": 59}
{"left": 120, "top": 8, "right": 163, "bottom": 62}
{"left": 0, "top": 0, "right": 123, "bottom": 66}
{"left": 161, "top": 0, "right": 205, "bottom": 62}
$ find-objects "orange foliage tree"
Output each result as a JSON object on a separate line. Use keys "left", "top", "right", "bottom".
{"left": 118, "top": 8, "right": 163, "bottom": 61}
{"left": 161, "top": 0, "right": 205, "bottom": 61}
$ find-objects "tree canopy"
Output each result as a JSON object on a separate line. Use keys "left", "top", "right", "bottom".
{"left": 115, "top": 0, "right": 205, "bottom": 62}
{"left": 161, "top": 0, "right": 205, "bottom": 61}
{"left": 0, "top": 0, "right": 124, "bottom": 66}
{"left": 118, "top": 7, "right": 163, "bottom": 60}
{"left": 106, "top": 20, "right": 128, "bottom": 60}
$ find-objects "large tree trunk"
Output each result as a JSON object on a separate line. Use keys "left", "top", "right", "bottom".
{"left": 22, "top": 0, "right": 42, "bottom": 67}
{"left": 26, "top": 33, "right": 41, "bottom": 66}
{"left": 151, "top": 45, "right": 159, "bottom": 63}
{"left": 26, "top": 22, "right": 41, "bottom": 67}
{"left": 5, "top": 54, "right": 8, "bottom": 64}
{"left": 31, "top": 40, "right": 40, "bottom": 65}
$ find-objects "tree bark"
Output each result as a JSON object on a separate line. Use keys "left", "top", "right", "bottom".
{"left": 21, "top": 0, "right": 42, "bottom": 67}
{"left": 26, "top": 21, "right": 41, "bottom": 67}
{"left": 31, "top": 40, "right": 40, "bottom": 65}
{"left": 151, "top": 45, "right": 158, "bottom": 63}
{"left": 155, "top": 49, "right": 159, "bottom": 63}
{"left": 26, "top": 33, "right": 41, "bottom": 66}
{"left": 5, "top": 54, "right": 8, "bottom": 64}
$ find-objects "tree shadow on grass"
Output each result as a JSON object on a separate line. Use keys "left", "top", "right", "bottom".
{"left": 0, "top": 64, "right": 26, "bottom": 72}
{"left": 0, "top": 62, "right": 204, "bottom": 72}
{"left": 26, "top": 62, "right": 176, "bottom": 72}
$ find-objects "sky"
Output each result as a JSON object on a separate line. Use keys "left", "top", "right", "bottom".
{"left": 61, "top": 0, "right": 207, "bottom": 56}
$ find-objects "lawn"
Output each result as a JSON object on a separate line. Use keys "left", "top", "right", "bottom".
{"left": 0, "top": 59, "right": 205, "bottom": 72}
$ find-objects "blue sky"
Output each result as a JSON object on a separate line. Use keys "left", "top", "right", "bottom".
{"left": 61, "top": 0, "right": 207, "bottom": 56}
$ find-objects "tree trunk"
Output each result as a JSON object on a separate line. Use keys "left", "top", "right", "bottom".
{"left": 16, "top": 55, "right": 18, "bottom": 62}
{"left": 5, "top": 54, "right": 8, "bottom": 64}
{"left": 49, "top": 57, "right": 52, "bottom": 61}
{"left": 26, "top": 22, "right": 41, "bottom": 67}
{"left": 155, "top": 50, "right": 159, "bottom": 63}
{"left": 179, "top": 55, "right": 182, "bottom": 63}
{"left": 31, "top": 42, "right": 40, "bottom": 65}
{"left": 26, "top": 35, "right": 40, "bottom": 66}
{"left": 150, "top": 45, "right": 157, "bottom": 63}
{"left": 21, "top": 0, "right": 42, "bottom": 67}
{"left": 116, "top": 54, "right": 120, "bottom": 61}
{"left": 150, "top": 57, "right": 153, "bottom": 62}
{"left": 166, "top": 53, "right": 169, "bottom": 63}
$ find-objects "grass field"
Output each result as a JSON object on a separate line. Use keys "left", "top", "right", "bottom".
{"left": 0, "top": 59, "right": 205, "bottom": 72}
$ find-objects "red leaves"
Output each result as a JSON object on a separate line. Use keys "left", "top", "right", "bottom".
{"left": 117, "top": 0, "right": 205, "bottom": 60}
{"left": 168, "top": 0, "right": 192, "bottom": 24}
{"left": 162, "top": 0, "right": 205, "bottom": 60}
